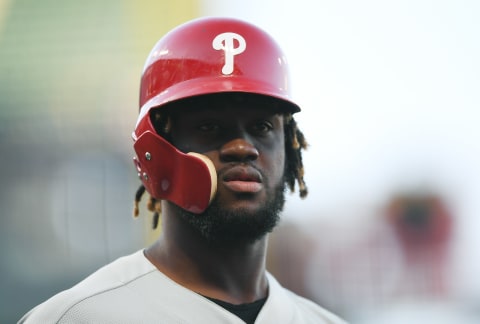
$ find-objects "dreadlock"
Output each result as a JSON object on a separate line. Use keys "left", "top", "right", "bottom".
{"left": 133, "top": 99, "right": 308, "bottom": 229}
{"left": 283, "top": 114, "right": 308, "bottom": 198}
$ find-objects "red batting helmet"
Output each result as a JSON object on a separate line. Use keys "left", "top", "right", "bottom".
{"left": 132, "top": 17, "right": 300, "bottom": 213}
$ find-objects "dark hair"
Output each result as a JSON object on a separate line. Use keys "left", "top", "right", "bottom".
{"left": 133, "top": 95, "right": 308, "bottom": 229}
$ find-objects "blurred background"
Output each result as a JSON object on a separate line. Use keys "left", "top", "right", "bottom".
{"left": 1, "top": 0, "right": 479, "bottom": 322}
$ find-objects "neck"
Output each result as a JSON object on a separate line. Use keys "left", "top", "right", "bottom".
{"left": 145, "top": 205, "right": 269, "bottom": 304}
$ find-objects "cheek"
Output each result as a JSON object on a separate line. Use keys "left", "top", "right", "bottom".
{"left": 169, "top": 131, "right": 189, "bottom": 153}
{"left": 273, "top": 150, "right": 286, "bottom": 180}
{"left": 262, "top": 141, "right": 286, "bottom": 183}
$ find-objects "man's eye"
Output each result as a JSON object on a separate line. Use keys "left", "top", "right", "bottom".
{"left": 253, "top": 121, "right": 273, "bottom": 133}
{"left": 198, "top": 123, "right": 220, "bottom": 132}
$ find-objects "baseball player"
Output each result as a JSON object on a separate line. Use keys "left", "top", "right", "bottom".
{"left": 19, "top": 17, "right": 347, "bottom": 323}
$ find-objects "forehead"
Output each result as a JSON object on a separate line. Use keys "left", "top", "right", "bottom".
{"left": 161, "top": 93, "right": 289, "bottom": 118}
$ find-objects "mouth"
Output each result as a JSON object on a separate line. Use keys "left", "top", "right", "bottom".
{"left": 222, "top": 166, "right": 263, "bottom": 193}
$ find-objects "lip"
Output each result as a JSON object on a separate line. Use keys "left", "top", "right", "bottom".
{"left": 222, "top": 166, "right": 263, "bottom": 193}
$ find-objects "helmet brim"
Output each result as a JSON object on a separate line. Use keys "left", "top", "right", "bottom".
{"left": 137, "top": 76, "right": 300, "bottom": 126}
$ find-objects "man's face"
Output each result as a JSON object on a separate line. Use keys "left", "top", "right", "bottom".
{"left": 167, "top": 94, "right": 287, "bottom": 244}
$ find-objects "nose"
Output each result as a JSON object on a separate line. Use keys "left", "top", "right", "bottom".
{"left": 220, "top": 138, "right": 259, "bottom": 162}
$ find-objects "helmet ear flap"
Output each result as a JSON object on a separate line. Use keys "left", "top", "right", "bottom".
{"left": 187, "top": 152, "right": 217, "bottom": 204}
{"left": 133, "top": 157, "right": 142, "bottom": 177}
{"left": 133, "top": 131, "right": 217, "bottom": 214}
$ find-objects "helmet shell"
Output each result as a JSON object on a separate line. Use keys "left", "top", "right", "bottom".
{"left": 132, "top": 17, "right": 299, "bottom": 213}
{"left": 134, "top": 16, "right": 299, "bottom": 136}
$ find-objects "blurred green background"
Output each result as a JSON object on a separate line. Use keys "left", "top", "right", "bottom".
{"left": 0, "top": 1, "right": 198, "bottom": 321}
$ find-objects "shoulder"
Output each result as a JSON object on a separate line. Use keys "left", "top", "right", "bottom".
{"left": 283, "top": 290, "right": 348, "bottom": 323}
{"left": 263, "top": 273, "right": 348, "bottom": 324}
{"left": 18, "top": 250, "right": 157, "bottom": 324}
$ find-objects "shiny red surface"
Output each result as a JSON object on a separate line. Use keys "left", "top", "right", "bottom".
{"left": 132, "top": 17, "right": 299, "bottom": 212}
{"left": 133, "top": 131, "right": 215, "bottom": 214}
{"left": 138, "top": 17, "right": 297, "bottom": 113}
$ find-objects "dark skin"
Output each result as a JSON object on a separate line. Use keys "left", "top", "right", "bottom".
{"left": 145, "top": 100, "right": 286, "bottom": 305}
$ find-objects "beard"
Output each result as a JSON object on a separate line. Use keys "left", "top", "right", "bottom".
{"left": 172, "top": 181, "right": 286, "bottom": 246}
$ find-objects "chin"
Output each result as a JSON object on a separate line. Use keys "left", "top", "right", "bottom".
{"left": 176, "top": 183, "right": 286, "bottom": 245}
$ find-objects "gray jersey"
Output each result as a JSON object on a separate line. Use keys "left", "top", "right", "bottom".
{"left": 19, "top": 250, "right": 347, "bottom": 324}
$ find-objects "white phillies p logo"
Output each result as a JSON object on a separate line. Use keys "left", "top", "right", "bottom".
{"left": 212, "top": 32, "right": 246, "bottom": 75}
